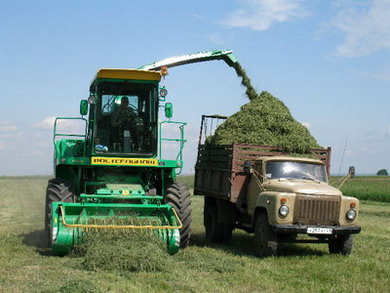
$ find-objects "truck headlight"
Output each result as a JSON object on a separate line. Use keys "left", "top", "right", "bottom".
{"left": 346, "top": 209, "right": 357, "bottom": 220}
{"left": 279, "top": 205, "right": 289, "bottom": 217}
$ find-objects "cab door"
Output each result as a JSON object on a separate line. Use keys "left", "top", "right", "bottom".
{"left": 246, "top": 160, "right": 264, "bottom": 218}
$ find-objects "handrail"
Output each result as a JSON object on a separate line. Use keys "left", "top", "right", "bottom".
{"left": 158, "top": 120, "right": 187, "bottom": 174}
{"left": 53, "top": 117, "right": 88, "bottom": 156}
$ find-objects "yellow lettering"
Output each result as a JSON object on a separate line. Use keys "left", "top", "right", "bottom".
{"left": 91, "top": 157, "right": 158, "bottom": 166}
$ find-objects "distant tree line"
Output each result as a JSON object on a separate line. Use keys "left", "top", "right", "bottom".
{"left": 376, "top": 169, "right": 388, "bottom": 176}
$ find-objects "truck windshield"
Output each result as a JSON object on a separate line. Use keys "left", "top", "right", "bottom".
{"left": 265, "top": 161, "right": 327, "bottom": 182}
{"left": 94, "top": 81, "right": 158, "bottom": 156}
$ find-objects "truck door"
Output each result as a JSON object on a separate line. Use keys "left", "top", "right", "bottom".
{"left": 246, "top": 160, "right": 264, "bottom": 218}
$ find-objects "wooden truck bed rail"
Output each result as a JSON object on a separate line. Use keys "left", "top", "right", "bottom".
{"left": 194, "top": 143, "right": 331, "bottom": 203}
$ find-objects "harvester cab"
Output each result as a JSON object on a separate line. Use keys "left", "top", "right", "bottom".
{"left": 87, "top": 69, "right": 163, "bottom": 156}
{"left": 46, "top": 49, "right": 238, "bottom": 255}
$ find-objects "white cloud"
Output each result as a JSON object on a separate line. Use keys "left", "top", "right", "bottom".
{"left": 0, "top": 132, "right": 22, "bottom": 139}
{"left": 386, "top": 125, "right": 390, "bottom": 137}
{"left": 329, "top": 0, "right": 390, "bottom": 57}
{"left": 0, "top": 122, "right": 17, "bottom": 132}
{"left": 33, "top": 116, "right": 86, "bottom": 134}
{"left": 302, "top": 122, "right": 311, "bottom": 129}
{"left": 192, "top": 13, "right": 205, "bottom": 20}
{"left": 32, "top": 116, "right": 57, "bottom": 130}
{"left": 0, "top": 122, "right": 21, "bottom": 138}
{"left": 223, "top": 0, "right": 308, "bottom": 31}
{"left": 373, "top": 65, "right": 390, "bottom": 81}
{"left": 207, "top": 34, "right": 224, "bottom": 45}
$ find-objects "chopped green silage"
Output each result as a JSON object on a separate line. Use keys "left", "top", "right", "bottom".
{"left": 51, "top": 279, "right": 102, "bottom": 293}
{"left": 208, "top": 63, "right": 320, "bottom": 153}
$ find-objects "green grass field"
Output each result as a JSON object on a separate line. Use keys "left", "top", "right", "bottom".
{"left": 334, "top": 176, "right": 390, "bottom": 202}
{"left": 0, "top": 176, "right": 389, "bottom": 292}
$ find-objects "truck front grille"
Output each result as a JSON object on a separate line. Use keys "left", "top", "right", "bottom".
{"left": 293, "top": 194, "right": 340, "bottom": 225}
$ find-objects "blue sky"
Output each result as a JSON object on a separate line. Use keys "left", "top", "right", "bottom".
{"left": 0, "top": 0, "right": 389, "bottom": 175}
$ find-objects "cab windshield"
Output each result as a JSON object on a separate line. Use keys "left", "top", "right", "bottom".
{"left": 265, "top": 161, "right": 327, "bottom": 182}
{"left": 93, "top": 81, "right": 158, "bottom": 155}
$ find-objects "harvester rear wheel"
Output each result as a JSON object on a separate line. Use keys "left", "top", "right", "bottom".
{"left": 165, "top": 182, "right": 191, "bottom": 248}
{"left": 45, "top": 178, "right": 75, "bottom": 247}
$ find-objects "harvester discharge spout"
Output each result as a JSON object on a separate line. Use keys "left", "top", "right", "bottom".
{"left": 139, "top": 49, "right": 238, "bottom": 71}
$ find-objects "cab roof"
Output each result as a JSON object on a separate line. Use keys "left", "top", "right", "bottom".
{"left": 90, "top": 68, "right": 161, "bottom": 87}
{"left": 257, "top": 156, "right": 324, "bottom": 165}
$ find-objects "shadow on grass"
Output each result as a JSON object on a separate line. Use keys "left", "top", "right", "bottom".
{"left": 189, "top": 231, "right": 325, "bottom": 258}
{"left": 21, "top": 229, "right": 54, "bottom": 255}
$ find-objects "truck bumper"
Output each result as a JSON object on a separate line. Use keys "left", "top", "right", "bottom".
{"left": 272, "top": 224, "right": 361, "bottom": 235}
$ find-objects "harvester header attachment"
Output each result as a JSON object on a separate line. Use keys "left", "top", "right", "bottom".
{"left": 51, "top": 201, "right": 182, "bottom": 255}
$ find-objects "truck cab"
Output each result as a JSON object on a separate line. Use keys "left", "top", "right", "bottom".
{"left": 244, "top": 156, "right": 360, "bottom": 255}
{"left": 246, "top": 156, "right": 354, "bottom": 225}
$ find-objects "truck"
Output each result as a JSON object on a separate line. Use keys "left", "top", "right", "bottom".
{"left": 194, "top": 115, "right": 361, "bottom": 256}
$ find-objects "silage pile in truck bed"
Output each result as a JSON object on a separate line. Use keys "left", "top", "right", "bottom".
{"left": 208, "top": 63, "right": 320, "bottom": 153}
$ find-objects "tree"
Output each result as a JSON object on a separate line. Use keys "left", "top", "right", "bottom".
{"left": 376, "top": 169, "right": 388, "bottom": 176}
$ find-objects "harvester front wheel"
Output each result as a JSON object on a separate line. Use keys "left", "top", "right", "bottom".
{"left": 45, "top": 179, "right": 75, "bottom": 247}
{"left": 165, "top": 183, "right": 191, "bottom": 248}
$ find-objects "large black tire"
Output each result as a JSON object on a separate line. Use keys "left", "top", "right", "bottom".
{"left": 254, "top": 213, "right": 278, "bottom": 257}
{"left": 45, "top": 179, "right": 75, "bottom": 247}
{"left": 328, "top": 234, "right": 353, "bottom": 255}
{"left": 204, "top": 205, "right": 233, "bottom": 243}
{"left": 165, "top": 182, "right": 191, "bottom": 248}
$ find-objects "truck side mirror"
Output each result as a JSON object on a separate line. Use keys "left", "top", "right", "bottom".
{"left": 243, "top": 160, "right": 252, "bottom": 174}
{"left": 165, "top": 102, "right": 173, "bottom": 119}
{"left": 348, "top": 166, "right": 355, "bottom": 178}
{"left": 80, "top": 99, "right": 88, "bottom": 116}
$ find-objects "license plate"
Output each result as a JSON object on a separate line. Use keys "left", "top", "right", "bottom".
{"left": 307, "top": 227, "right": 333, "bottom": 234}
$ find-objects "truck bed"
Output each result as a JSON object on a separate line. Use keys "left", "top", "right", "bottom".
{"left": 194, "top": 143, "right": 331, "bottom": 203}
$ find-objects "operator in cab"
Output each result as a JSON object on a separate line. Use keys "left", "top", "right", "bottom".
{"left": 110, "top": 96, "right": 140, "bottom": 152}
{"left": 111, "top": 96, "right": 136, "bottom": 127}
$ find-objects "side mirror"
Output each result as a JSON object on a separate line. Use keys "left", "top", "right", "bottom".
{"left": 243, "top": 160, "right": 252, "bottom": 174}
{"left": 80, "top": 99, "right": 88, "bottom": 116}
{"left": 348, "top": 166, "right": 355, "bottom": 178}
{"left": 165, "top": 102, "right": 173, "bottom": 119}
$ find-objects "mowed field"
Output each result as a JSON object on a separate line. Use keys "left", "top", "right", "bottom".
{"left": 0, "top": 176, "right": 389, "bottom": 293}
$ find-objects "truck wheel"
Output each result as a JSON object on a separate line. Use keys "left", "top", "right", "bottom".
{"left": 254, "top": 213, "right": 278, "bottom": 257}
{"left": 205, "top": 205, "right": 222, "bottom": 242}
{"left": 165, "top": 182, "right": 191, "bottom": 248}
{"left": 221, "top": 223, "right": 233, "bottom": 243}
{"left": 328, "top": 234, "right": 353, "bottom": 255}
{"left": 45, "top": 179, "right": 75, "bottom": 247}
{"left": 204, "top": 203, "right": 233, "bottom": 243}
